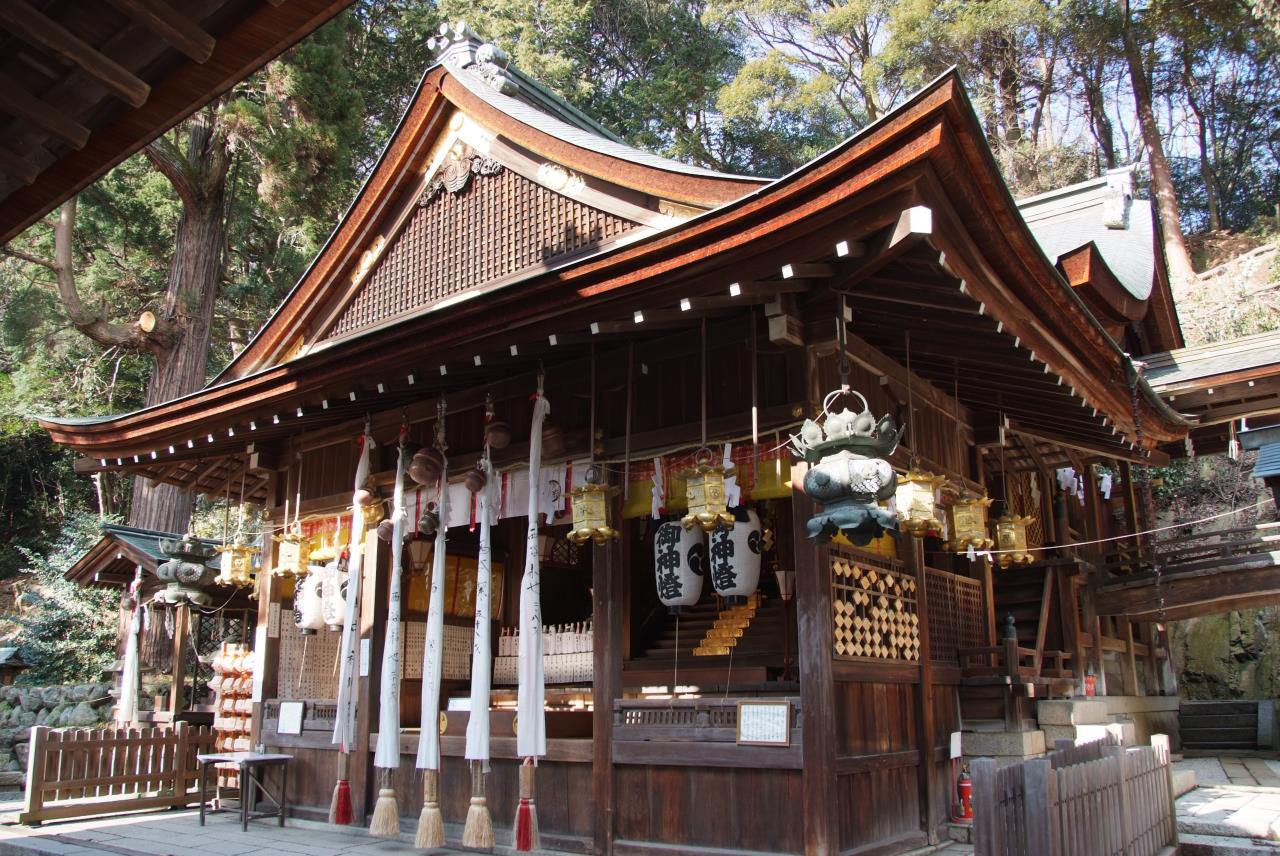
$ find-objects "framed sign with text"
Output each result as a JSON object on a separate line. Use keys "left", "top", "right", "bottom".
{"left": 736, "top": 700, "right": 791, "bottom": 746}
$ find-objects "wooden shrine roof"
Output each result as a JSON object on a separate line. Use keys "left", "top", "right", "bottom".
{"left": 64, "top": 523, "right": 218, "bottom": 587}
{"left": 1143, "top": 329, "right": 1280, "bottom": 455}
{"left": 0, "top": 0, "right": 356, "bottom": 245}
{"left": 1016, "top": 169, "right": 1182, "bottom": 353}
{"left": 37, "top": 66, "right": 1189, "bottom": 500}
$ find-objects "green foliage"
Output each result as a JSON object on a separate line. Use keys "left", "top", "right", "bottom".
{"left": 12, "top": 514, "right": 120, "bottom": 685}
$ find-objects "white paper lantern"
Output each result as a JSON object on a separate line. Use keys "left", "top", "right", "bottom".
{"left": 319, "top": 558, "right": 346, "bottom": 631}
{"left": 294, "top": 569, "right": 326, "bottom": 635}
{"left": 654, "top": 521, "right": 707, "bottom": 613}
{"left": 709, "top": 509, "right": 762, "bottom": 604}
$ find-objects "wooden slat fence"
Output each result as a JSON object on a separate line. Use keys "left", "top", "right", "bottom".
{"left": 20, "top": 722, "right": 215, "bottom": 825}
{"left": 974, "top": 735, "right": 1178, "bottom": 856}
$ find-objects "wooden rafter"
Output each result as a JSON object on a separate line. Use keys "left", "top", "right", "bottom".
{"left": 0, "top": 2, "right": 152, "bottom": 107}
{"left": 105, "top": 0, "right": 216, "bottom": 63}
{"left": 0, "top": 73, "right": 90, "bottom": 148}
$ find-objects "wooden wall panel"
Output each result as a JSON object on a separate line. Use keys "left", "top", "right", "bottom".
{"left": 612, "top": 765, "right": 804, "bottom": 854}
{"left": 833, "top": 681, "right": 918, "bottom": 757}
{"left": 835, "top": 765, "right": 923, "bottom": 853}
{"left": 832, "top": 679, "right": 926, "bottom": 853}
{"left": 256, "top": 743, "right": 341, "bottom": 820}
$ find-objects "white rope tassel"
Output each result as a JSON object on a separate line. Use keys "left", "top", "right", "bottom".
{"left": 517, "top": 395, "right": 551, "bottom": 761}
{"left": 416, "top": 457, "right": 450, "bottom": 772}
{"left": 333, "top": 428, "right": 372, "bottom": 753}
{"left": 466, "top": 457, "right": 497, "bottom": 763}
{"left": 370, "top": 437, "right": 409, "bottom": 838}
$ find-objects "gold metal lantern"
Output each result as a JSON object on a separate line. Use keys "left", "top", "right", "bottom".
{"left": 681, "top": 449, "right": 735, "bottom": 533}
{"left": 215, "top": 539, "right": 259, "bottom": 588}
{"left": 994, "top": 513, "right": 1036, "bottom": 568}
{"left": 567, "top": 467, "right": 620, "bottom": 545}
{"left": 894, "top": 469, "right": 947, "bottom": 538}
{"left": 944, "top": 494, "right": 994, "bottom": 553}
{"left": 274, "top": 528, "right": 306, "bottom": 578}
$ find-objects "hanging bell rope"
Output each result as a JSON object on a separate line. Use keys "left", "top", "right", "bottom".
{"left": 415, "top": 396, "right": 449, "bottom": 849}
{"left": 515, "top": 378, "right": 550, "bottom": 852}
{"left": 329, "top": 417, "right": 372, "bottom": 826}
{"left": 369, "top": 422, "right": 410, "bottom": 838}
{"left": 462, "top": 438, "right": 497, "bottom": 849}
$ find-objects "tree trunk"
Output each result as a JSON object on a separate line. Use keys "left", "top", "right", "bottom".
{"left": 1182, "top": 53, "right": 1221, "bottom": 231}
{"left": 1122, "top": 2, "right": 1198, "bottom": 286}
{"left": 128, "top": 114, "right": 229, "bottom": 534}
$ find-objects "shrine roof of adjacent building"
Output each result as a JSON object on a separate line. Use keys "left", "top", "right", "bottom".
{"left": 37, "top": 43, "right": 1189, "bottom": 502}
{"left": 64, "top": 524, "right": 218, "bottom": 588}
{"left": 1017, "top": 168, "right": 1182, "bottom": 353}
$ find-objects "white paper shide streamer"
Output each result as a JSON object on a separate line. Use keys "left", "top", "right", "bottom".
{"left": 416, "top": 457, "right": 450, "bottom": 772}
{"left": 517, "top": 395, "right": 550, "bottom": 761}
{"left": 374, "top": 443, "right": 409, "bottom": 768}
{"left": 332, "top": 429, "right": 371, "bottom": 753}
{"left": 466, "top": 457, "right": 497, "bottom": 762}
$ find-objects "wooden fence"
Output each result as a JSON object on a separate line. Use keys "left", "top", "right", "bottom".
{"left": 20, "top": 722, "right": 215, "bottom": 825}
{"left": 974, "top": 735, "right": 1178, "bottom": 856}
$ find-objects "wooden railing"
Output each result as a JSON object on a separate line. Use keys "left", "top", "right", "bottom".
{"left": 20, "top": 722, "right": 215, "bottom": 825}
{"left": 1103, "top": 520, "right": 1280, "bottom": 576}
{"left": 960, "top": 638, "right": 1074, "bottom": 682}
{"left": 612, "top": 697, "right": 802, "bottom": 769}
{"left": 974, "top": 735, "right": 1177, "bottom": 856}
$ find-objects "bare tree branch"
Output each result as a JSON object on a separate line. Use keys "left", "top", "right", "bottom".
{"left": 1, "top": 246, "right": 56, "bottom": 270}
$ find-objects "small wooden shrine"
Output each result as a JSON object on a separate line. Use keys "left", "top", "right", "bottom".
{"left": 41, "top": 27, "right": 1213, "bottom": 855}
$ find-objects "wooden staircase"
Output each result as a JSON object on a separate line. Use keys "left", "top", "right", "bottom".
{"left": 693, "top": 593, "right": 760, "bottom": 656}
{"left": 623, "top": 592, "right": 786, "bottom": 688}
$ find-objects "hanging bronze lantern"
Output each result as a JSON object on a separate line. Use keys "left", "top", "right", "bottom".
{"left": 215, "top": 538, "right": 259, "bottom": 588}
{"left": 944, "top": 494, "right": 994, "bottom": 553}
{"left": 894, "top": 469, "right": 947, "bottom": 538}
{"left": 567, "top": 466, "right": 619, "bottom": 545}
{"left": 681, "top": 449, "right": 735, "bottom": 533}
{"left": 994, "top": 513, "right": 1036, "bottom": 569}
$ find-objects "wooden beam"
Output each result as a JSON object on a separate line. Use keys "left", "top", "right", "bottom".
{"left": 0, "top": 73, "right": 90, "bottom": 147}
{"left": 0, "top": 2, "right": 152, "bottom": 107}
{"left": 1095, "top": 559, "right": 1280, "bottom": 617}
{"left": 105, "top": 0, "right": 216, "bottom": 63}
{"left": 0, "top": 145, "right": 38, "bottom": 185}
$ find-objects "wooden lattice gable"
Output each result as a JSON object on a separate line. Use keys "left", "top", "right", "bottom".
{"left": 308, "top": 109, "right": 684, "bottom": 345}
{"left": 222, "top": 28, "right": 765, "bottom": 378}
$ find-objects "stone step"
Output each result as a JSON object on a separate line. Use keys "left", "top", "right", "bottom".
{"left": 1041, "top": 720, "right": 1136, "bottom": 747}
{"left": 961, "top": 729, "right": 1045, "bottom": 758}
{"left": 1181, "top": 833, "right": 1280, "bottom": 855}
{"left": 1037, "top": 698, "right": 1111, "bottom": 726}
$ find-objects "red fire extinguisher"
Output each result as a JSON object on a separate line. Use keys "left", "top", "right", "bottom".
{"left": 956, "top": 765, "right": 973, "bottom": 822}
{"left": 1084, "top": 669, "right": 1097, "bottom": 697}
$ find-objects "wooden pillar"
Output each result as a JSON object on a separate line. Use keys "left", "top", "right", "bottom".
{"left": 353, "top": 528, "right": 387, "bottom": 822}
{"left": 592, "top": 508, "right": 625, "bottom": 855}
{"left": 1142, "top": 621, "right": 1161, "bottom": 696}
{"left": 792, "top": 479, "right": 837, "bottom": 854}
{"left": 1056, "top": 568, "right": 1083, "bottom": 687}
{"left": 906, "top": 537, "right": 939, "bottom": 843}
{"left": 979, "top": 557, "right": 997, "bottom": 647}
{"left": 168, "top": 602, "right": 189, "bottom": 716}
{"left": 1121, "top": 617, "right": 1140, "bottom": 697}
{"left": 1081, "top": 586, "right": 1106, "bottom": 696}
{"left": 249, "top": 473, "right": 279, "bottom": 747}
{"left": 1118, "top": 461, "right": 1141, "bottom": 539}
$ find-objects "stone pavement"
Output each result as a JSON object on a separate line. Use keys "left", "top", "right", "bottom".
{"left": 0, "top": 808, "right": 471, "bottom": 856}
{"left": 1174, "top": 756, "right": 1280, "bottom": 854}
